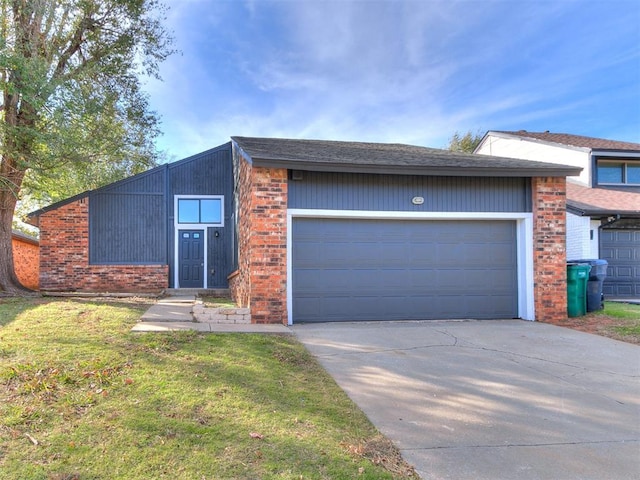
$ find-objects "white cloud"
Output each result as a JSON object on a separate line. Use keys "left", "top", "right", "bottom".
{"left": 145, "top": 0, "right": 640, "bottom": 158}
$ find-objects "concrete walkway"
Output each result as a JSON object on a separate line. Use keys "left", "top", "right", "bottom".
{"left": 139, "top": 295, "right": 196, "bottom": 323}
{"left": 293, "top": 320, "right": 640, "bottom": 480}
{"left": 133, "top": 295, "right": 290, "bottom": 334}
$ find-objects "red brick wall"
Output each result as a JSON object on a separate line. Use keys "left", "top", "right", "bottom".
{"left": 229, "top": 152, "right": 288, "bottom": 324}
{"left": 39, "top": 198, "right": 168, "bottom": 292}
{"left": 532, "top": 176, "right": 568, "bottom": 323}
{"left": 229, "top": 160, "right": 569, "bottom": 325}
{"left": 12, "top": 236, "right": 39, "bottom": 290}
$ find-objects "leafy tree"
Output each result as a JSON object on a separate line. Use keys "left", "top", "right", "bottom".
{"left": 447, "top": 130, "right": 484, "bottom": 153}
{"left": 0, "top": 0, "right": 174, "bottom": 292}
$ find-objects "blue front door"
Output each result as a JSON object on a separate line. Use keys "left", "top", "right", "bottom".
{"left": 179, "top": 230, "right": 204, "bottom": 288}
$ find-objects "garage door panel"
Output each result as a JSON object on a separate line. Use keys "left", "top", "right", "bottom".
{"left": 296, "top": 268, "right": 381, "bottom": 291}
{"left": 294, "top": 297, "right": 321, "bottom": 318}
{"left": 601, "top": 229, "right": 640, "bottom": 298}
{"left": 292, "top": 218, "right": 518, "bottom": 322}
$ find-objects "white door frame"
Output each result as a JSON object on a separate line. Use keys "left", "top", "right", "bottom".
{"left": 175, "top": 228, "right": 206, "bottom": 289}
{"left": 173, "top": 195, "right": 224, "bottom": 289}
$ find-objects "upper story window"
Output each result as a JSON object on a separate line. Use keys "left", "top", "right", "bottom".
{"left": 596, "top": 160, "right": 640, "bottom": 185}
{"left": 177, "top": 196, "right": 223, "bottom": 225}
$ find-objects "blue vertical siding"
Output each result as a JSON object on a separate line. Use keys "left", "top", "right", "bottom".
{"left": 288, "top": 172, "right": 531, "bottom": 212}
{"left": 89, "top": 191, "right": 166, "bottom": 263}
{"left": 168, "top": 144, "right": 234, "bottom": 288}
{"left": 89, "top": 166, "right": 166, "bottom": 264}
{"left": 89, "top": 143, "right": 234, "bottom": 288}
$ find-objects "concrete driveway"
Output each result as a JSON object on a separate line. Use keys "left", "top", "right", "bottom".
{"left": 292, "top": 320, "right": 640, "bottom": 480}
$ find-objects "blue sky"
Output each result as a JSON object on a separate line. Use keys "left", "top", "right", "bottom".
{"left": 144, "top": 0, "right": 640, "bottom": 160}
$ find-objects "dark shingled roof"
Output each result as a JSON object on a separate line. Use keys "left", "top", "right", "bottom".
{"left": 494, "top": 131, "right": 640, "bottom": 151}
{"left": 232, "top": 136, "right": 581, "bottom": 177}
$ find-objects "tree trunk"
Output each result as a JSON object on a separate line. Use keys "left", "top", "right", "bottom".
{"left": 0, "top": 188, "right": 31, "bottom": 293}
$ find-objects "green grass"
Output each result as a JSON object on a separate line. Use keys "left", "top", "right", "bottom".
{"left": 591, "top": 301, "right": 640, "bottom": 342}
{"left": 0, "top": 297, "right": 416, "bottom": 479}
{"left": 597, "top": 301, "right": 640, "bottom": 320}
{"left": 601, "top": 302, "right": 640, "bottom": 337}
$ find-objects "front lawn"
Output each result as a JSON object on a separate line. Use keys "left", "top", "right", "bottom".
{"left": 0, "top": 297, "right": 416, "bottom": 479}
{"left": 557, "top": 301, "right": 640, "bottom": 345}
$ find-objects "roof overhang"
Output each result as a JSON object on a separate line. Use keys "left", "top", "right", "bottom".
{"left": 567, "top": 200, "right": 640, "bottom": 218}
{"left": 11, "top": 230, "right": 39, "bottom": 245}
{"left": 233, "top": 136, "right": 581, "bottom": 178}
{"left": 247, "top": 157, "right": 580, "bottom": 177}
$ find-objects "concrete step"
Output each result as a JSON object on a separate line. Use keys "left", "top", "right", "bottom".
{"left": 165, "top": 288, "right": 230, "bottom": 297}
{"left": 158, "top": 295, "right": 195, "bottom": 305}
{"left": 140, "top": 303, "right": 194, "bottom": 323}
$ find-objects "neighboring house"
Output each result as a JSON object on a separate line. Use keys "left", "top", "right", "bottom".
{"left": 28, "top": 137, "right": 580, "bottom": 324}
{"left": 12, "top": 230, "right": 39, "bottom": 290}
{"left": 475, "top": 131, "right": 640, "bottom": 298}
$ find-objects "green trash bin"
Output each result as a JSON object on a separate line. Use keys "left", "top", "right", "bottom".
{"left": 567, "top": 263, "right": 591, "bottom": 317}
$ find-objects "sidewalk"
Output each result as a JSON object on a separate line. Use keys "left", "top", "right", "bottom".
{"left": 132, "top": 294, "right": 291, "bottom": 334}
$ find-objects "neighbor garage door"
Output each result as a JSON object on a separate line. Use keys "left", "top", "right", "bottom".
{"left": 292, "top": 218, "right": 518, "bottom": 322}
{"left": 601, "top": 229, "right": 640, "bottom": 298}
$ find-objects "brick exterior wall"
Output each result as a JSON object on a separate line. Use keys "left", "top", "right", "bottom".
{"left": 229, "top": 153, "right": 288, "bottom": 324}
{"left": 39, "top": 198, "right": 168, "bottom": 292}
{"left": 228, "top": 163, "right": 569, "bottom": 325}
{"left": 532, "top": 176, "right": 568, "bottom": 323}
{"left": 12, "top": 235, "right": 39, "bottom": 290}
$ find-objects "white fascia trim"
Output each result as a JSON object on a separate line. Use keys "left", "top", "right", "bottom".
{"left": 173, "top": 195, "right": 225, "bottom": 289}
{"left": 286, "top": 209, "right": 535, "bottom": 325}
{"left": 485, "top": 131, "right": 592, "bottom": 155}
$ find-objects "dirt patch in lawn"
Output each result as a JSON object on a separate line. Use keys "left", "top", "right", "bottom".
{"left": 344, "top": 434, "right": 419, "bottom": 478}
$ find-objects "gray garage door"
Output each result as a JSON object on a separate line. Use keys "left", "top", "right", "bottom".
{"left": 292, "top": 218, "right": 518, "bottom": 322}
{"left": 601, "top": 229, "right": 640, "bottom": 298}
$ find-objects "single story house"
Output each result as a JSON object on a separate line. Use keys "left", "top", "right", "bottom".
{"left": 12, "top": 230, "right": 39, "bottom": 290}
{"left": 28, "top": 137, "right": 580, "bottom": 324}
{"left": 475, "top": 131, "right": 640, "bottom": 298}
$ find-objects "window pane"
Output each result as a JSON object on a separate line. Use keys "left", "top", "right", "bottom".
{"left": 598, "top": 163, "right": 623, "bottom": 184}
{"left": 201, "top": 199, "right": 222, "bottom": 223}
{"left": 178, "top": 199, "right": 200, "bottom": 223}
{"left": 627, "top": 164, "right": 640, "bottom": 184}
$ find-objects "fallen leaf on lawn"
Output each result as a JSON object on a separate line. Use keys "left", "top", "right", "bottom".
{"left": 249, "top": 432, "right": 264, "bottom": 439}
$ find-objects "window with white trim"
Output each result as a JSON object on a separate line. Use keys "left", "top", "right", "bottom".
{"left": 176, "top": 197, "right": 223, "bottom": 225}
